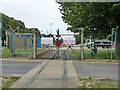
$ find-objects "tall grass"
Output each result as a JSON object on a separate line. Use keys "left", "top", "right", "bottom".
{"left": 1, "top": 48, "right": 47, "bottom": 58}
{"left": 68, "top": 49, "right": 119, "bottom": 60}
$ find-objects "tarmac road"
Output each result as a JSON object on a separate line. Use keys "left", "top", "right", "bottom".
{"left": 74, "top": 62, "right": 119, "bottom": 79}
{"left": 0, "top": 60, "right": 42, "bottom": 74}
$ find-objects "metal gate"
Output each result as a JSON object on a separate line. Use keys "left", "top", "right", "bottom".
{"left": 36, "top": 29, "right": 80, "bottom": 60}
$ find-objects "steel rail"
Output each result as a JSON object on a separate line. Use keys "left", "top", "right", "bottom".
{"left": 64, "top": 60, "right": 67, "bottom": 88}
{"left": 21, "top": 56, "right": 67, "bottom": 88}
{"left": 62, "top": 52, "right": 67, "bottom": 88}
{"left": 22, "top": 60, "right": 50, "bottom": 88}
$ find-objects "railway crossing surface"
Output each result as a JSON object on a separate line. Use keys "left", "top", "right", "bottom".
{"left": 11, "top": 60, "right": 79, "bottom": 88}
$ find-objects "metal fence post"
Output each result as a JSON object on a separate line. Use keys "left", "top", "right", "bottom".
{"left": 111, "top": 28, "right": 115, "bottom": 60}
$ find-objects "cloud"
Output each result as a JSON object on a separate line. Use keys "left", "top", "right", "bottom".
{"left": 0, "top": 0, "right": 55, "bottom": 3}
{"left": 0, "top": 0, "right": 73, "bottom": 34}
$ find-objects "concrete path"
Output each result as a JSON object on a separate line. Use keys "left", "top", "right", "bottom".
{"left": 11, "top": 60, "right": 79, "bottom": 88}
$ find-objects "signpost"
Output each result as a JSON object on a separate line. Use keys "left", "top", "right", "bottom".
{"left": 52, "top": 29, "right": 61, "bottom": 59}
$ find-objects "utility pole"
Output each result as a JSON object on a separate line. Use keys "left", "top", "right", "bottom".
{"left": 81, "top": 28, "right": 84, "bottom": 60}
{"left": 50, "top": 23, "right": 53, "bottom": 36}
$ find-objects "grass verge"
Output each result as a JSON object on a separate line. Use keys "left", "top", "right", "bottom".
{"left": 78, "top": 77, "right": 118, "bottom": 88}
{"left": 1, "top": 74, "right": 21, "bottom": 88}
{"left": 37, "top": 48, "right": 48, "bottom": 53}
{"left": 1, "top": 47, "right": 47, "bottom": 58}
{"left": 1, "top": 48, "right": 12, "bottom": 58}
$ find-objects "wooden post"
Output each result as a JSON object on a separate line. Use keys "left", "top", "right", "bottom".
{"left": 7, "top": 34, "right": 9, "bottom": 49}
{"left": 81, "top": 28, "right": 84, "bottom": 60}
{"left": 33, "top": 30, "right": 37, "bottom": 59}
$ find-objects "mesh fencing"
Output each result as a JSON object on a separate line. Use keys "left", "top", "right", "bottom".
{"left": 14, "top": 34, "right": 33, "bottom": 58}
{"left": 8, "top": 33, "right": 33, "bottom": 58}
{"left": 116, "top": 29, "right": 120, "bottom": 57}
{"left": 36, "top": 42, "right": 119, "bottom": 61}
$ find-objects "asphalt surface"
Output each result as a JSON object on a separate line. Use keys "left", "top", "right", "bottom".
{"left": 74, "top": 62, "right": 118, "bottom": 79}
{"left": 0, "top": 60, "right": 42, "bottom": 74}
{"left": 0, "top": 59, "right": 119, "bottom": 80}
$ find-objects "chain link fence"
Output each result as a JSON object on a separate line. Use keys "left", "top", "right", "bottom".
{"left": 116, "top": 29, "right": 120, "bottom": 57}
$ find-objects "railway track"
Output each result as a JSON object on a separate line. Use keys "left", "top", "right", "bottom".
{"left": 21, "top": 59, "right": 67, "bottom": 88}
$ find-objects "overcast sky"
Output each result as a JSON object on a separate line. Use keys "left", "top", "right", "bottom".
{"left": 0, "top": 0, "right": 74, "bottom": 34}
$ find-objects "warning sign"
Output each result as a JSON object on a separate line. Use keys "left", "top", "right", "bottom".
{"left": 63, "top": 37, "right": 76, "bottom": 44}
{"left": 55, "top": 40, "right": 61, "bottom": 47}
{"left": 41, "top": 37, "right": 53, "bottom": 44}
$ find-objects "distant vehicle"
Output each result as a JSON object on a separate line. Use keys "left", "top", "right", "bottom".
{"left": 49, "top": 44, "right": 54, "bottom": 47}
{"left": 78, "top": 43, "right": 87, "bottom": 47}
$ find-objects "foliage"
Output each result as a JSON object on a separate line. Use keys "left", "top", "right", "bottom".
{"left": 57, "top": 2, "right": 120, "bottom": 39}
{"left": 1, "top": 13, "right": 26, "bottom": 40}
{"left": 0, "top": 13, "right": 41, "bottom": 45}
{"left": 1, "top": 48, "right": 12, "bottom": 58}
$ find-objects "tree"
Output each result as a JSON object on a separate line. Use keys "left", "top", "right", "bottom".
{"left": 27, "top": 28, "right": 41, "bottom": 38}
{"left": 57, "top": 2, "right": 120, "bottom": 56}
{"left": 0, "top": 13, "right": 41, "bottom": 46}
{"left": 57, "top": 2, "right": 120, "bottom": 39}
{"left": 1, "top": 13, "right": 26, "bottom": 45}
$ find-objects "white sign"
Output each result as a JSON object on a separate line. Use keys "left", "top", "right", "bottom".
{"left": 63, "top": 37, "right": 76, "bottom": 44}
{"left": 41, "top": 37, "right": 53, "bottom": 44}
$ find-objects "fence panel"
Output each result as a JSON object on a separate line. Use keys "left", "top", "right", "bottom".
{"left": 14, "top": 34, "right": 33, "bottom": 58}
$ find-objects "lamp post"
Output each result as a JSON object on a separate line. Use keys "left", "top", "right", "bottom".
{"left": 50, "top": 23, "right": 53, "bottom": 35}
{"left": 40, "top": 31, "right": 43, "bottom": 38}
